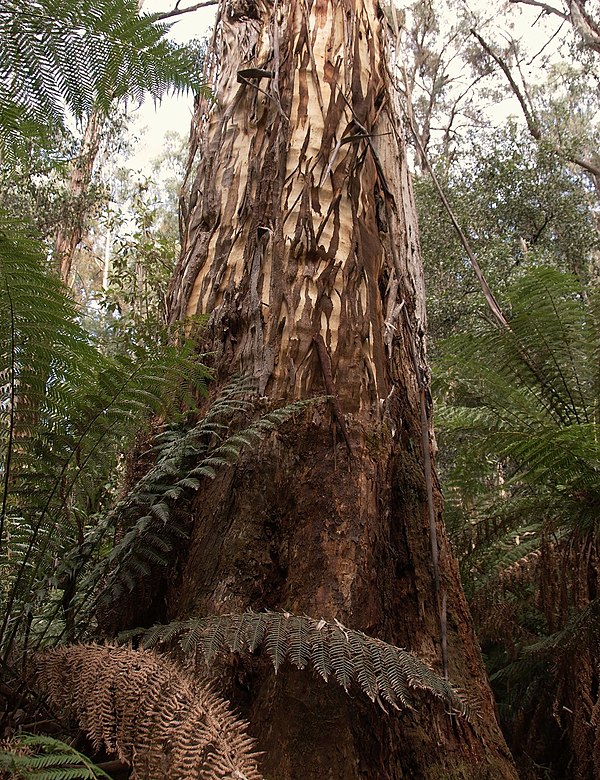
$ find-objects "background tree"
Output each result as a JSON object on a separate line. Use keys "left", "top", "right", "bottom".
{"left": 394, "top": 4, "right": 600, "bottom": 777}
{"left": 94, "top": 133, "right": 188, "bottom": 350}
{"left": 416, "top": 122, "right": 599, "bottom": 345}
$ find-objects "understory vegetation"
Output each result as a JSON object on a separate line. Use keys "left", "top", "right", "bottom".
{"left": 2, "top": 0, "right": 600, "bottom": 778}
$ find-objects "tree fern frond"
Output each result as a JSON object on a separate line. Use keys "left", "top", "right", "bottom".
{"left": 435, "top": 267, "right": 600, "bottom": 740}
{"left": 348, "top": 629, "right": 379, "bottom": 702}
{"left": 264, "top": 613, "right": 290, "bottom": 674}
{"left": 134, "top": 611, "right": 470, "bottom": 718}
{"left": 89, "top": 394, "right": 322, "bottom": 623}
{"left": 0, "top": 208, "right": 210, "bottom": 653}
{"left": 287, "top": 612, "right": 311, "bottom": 671}
{"left": 525, "top": 598, "right": 600, "bottom": 655}
{"left": 303, "top": 618, "right": 332, "bottom": 682}
{"left": 0, "top": 0, "right": 208, "bottom": 159}
{"left": 436, "top": 268, "right": 600, "bottom": 542}
{"left": 0, "top": 734, "right": 112, "bottom": 779}
{"left": 33, "top": 645, "right": 263, "bottom": 780}
{"left": 329, "top": 624, "right": 355, "bottom": 693}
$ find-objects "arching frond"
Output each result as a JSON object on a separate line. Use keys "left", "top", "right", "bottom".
{"left": 436, "top": 267, "right": 600, "bottom": 554}
{"left": 0, "top": 0, "right": 207, "bottom": 159}
{"left": 86, "top": 391, "right": 322, "bottom": 630}
{"left": 434, "top": 267, "right": 600, "bottom": 761}
{"left": 0, "top": 209, "right": 209, "bottom": 655}
{"left": 135, "top": 610, "right": 471, "bottom": 718}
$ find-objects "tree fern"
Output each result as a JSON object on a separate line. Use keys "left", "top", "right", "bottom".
{"left": 434, "top": 266, "right": 600, "bottom": 765}
{"left": 0, "top": 221, "right": 321, "bottom": 651}
{"left": 134, "top": 610, "right": 471, "bottom": 717}
{"left": 0, "top": 208, "right": 209, "bottom": 657}
{"left": 0, "top": 0, "right": 207, "bottom": 160}
{"left": 435, "top": 267, "right": 600, "bottom": 572}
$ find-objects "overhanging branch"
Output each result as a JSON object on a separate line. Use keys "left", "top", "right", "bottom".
{"left": 508, "top": 0, "right": 567, "bottom": 20}
{"left": 156, "top": 0, "right": 217, "bottom": 21}
{"left": 471, "top": 29, "right": 541, "bottom": 140}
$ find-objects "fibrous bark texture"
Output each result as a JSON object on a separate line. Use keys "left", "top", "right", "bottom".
{"left": 164, "top": 0, "right": 518, "bottom": 777}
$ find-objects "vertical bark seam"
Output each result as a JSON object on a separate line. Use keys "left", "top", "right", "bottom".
{"left": 312, "top": 332, "right": 353, "bottom": 456}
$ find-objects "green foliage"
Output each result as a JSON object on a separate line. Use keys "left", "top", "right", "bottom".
{"left": 436, "top": 267, "right": 600, "bottom": 514}
{"left": 130, "top": 610, "right": 471, "bottom": 718}
{"left": 83, "top": 387, "right": 321, "bottom": 630}
{"left": 0, "top": 136, "right": 77, "bottom": 239}
{"left": 0, "top": 735, "right": 111, "bottom": 780}
{"left": 0, "top": 206, "right": 328, "bottom": 652}
{"left": 96, "top": 137, "right": 187, "bottom": 349}
{"left": 417, "top": 124, "right": 598, "bottom": 345}
{"left": 435, "top": 268, "right": 600, "bottom": 584}
{"left": 0, "top": 0, "right": 205, "bottom": 160}
{"left": 0, "top": 206, "right": 209, "bottom": 655}
{"left": 433, "top": 267, "right": 600, "bottom": 771}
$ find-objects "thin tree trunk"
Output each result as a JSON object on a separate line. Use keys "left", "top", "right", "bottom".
{"left": 53, "top": 108, "right": 104, "bottom": 285}
{"left": 164, "top": 0, "right": 517, "bottom": 776}
{"left": 53, "top": 1, "right": 146, "bottom": 287}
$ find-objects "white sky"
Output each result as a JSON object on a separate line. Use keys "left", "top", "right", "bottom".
{"left": 125, "top": 1, "right": 217, "bottom": 171}
{"left": 125, "top": 0, "right": 567, "bottom": 173}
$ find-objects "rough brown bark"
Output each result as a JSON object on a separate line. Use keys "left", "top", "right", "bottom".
{"left": 164, "top": 0, "right": 518, "bottom": 776}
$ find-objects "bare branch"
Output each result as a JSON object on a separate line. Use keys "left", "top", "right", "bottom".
{"left": 156, "top": 0, "right": 217, "bottom": 21}
{"left": 471, "top": 28, "right": 600, "bottom": 190}
{"left": 569, "top": 0, "right": 600, "bottom": 53}
{"left": 510, "top": 0, "right": 600, "bottom": 53}
{"left": 570, "top": 153, "right": 600, "bottom": 181}
{"left": 471, "top": 29, "right": 541, "bottom": 139}
{"left": 526, "top": 19, "right": 567, "bottom": 65}
{"left": 508, "top": 0, "right": 567, "bottom": 20}
{"left": 401, "top": 81, "right": 509, "bottom": 330}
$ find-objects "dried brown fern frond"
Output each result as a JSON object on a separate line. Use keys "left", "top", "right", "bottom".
{"left": 32, "top": 645, "right": 263, "bottom": 780}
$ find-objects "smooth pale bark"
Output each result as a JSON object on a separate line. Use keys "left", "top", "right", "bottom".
{"left": 53, "top": 108, "right": 104, "bottom": 285}
{"left": 164, "top": 0, "right": 518, "bottom": 776}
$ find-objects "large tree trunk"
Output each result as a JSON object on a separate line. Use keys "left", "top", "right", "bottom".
{"left": 165, "top": 0, "right": 517, "bottom": 776}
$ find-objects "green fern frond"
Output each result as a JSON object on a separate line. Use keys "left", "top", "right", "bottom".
{"left": 0, "top": 209, "right": 210, "bottom": 653}
{"left": 525, "top": 598, "right": 600, "bottom": 655}
{"left": 435, "top": 267, "right": 600, "bottom": 735}
{"left": 134, "top": 610, "right": 471, "bottom": 718}
{"left": 0, "top": 0, "right": 208, "bottom": 159}
{"left": 435, "top": 268, "right": 600, "bottom": 541}
{"left": 0, "top": 734, "right": 111, "bottom": 779}
{"left": 89, "top": 392, "right": 321, "bottom": 619}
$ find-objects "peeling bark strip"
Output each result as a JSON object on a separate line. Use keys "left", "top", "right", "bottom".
{"left": 164, "top": 0, "right": 519, "bottom": 777}
{"left": 169, "top": 0, "right": 425, "bottom": 410}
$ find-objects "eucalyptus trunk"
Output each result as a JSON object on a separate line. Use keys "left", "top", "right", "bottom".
{"left": 165, "top": 0, "right": 517, "bottom": 776}
{"left": 53, "top": 108, "right": 104, "bottom": 285}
